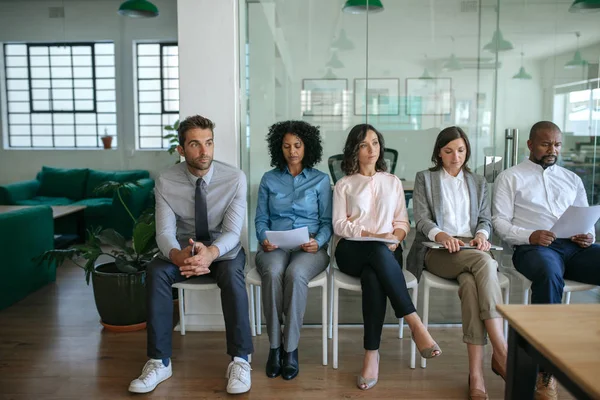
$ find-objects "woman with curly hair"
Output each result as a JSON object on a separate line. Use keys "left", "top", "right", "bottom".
{"left": 333, "top": 124, "right": 441, "bottom": 390}
{"left": 255, "top": 120, "right": 332, "bottom": 381}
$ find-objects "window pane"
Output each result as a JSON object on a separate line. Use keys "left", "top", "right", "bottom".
{"left": 140, "top": 126, "right": 162, "bottom": 136}
{"left": 9, "top": 114, "right": 30, "bottom": 124}
{"left": 95, "top": 67, "right": 115, "bottom": 78}
{"left": 5, "top": 44, "right": 27, "bottom": 56}
{"left": 163, "top": 67, "right": 179, "bottom": 79}
{"left": 164, "top": 100, "right": 179, "bottom": 112}
{"left": 94, "top": 55, "right": 114, "bottom": 66}
{"left": 52, "top": 89, "right": 73, "bottom": 100}
{"left": 32, "top": 88, "right": 50, "bottom": 100}
{"left": 75, "top": 79, "right": 94, "bottom": 88}
{"left": 9, "top": 102, "right": 30, "bottom": 112}
{"left": 76, "top": 136, "right": 99, "bottom": 147}
{"left": 94, "top": 43, "right": 114, "bottom": 55}
{"left": 163, "top": 79, "right": 179, "bottom": 89}
{"left": 8, "top": 91, "right": 29, "bottom": 102}
{"left": 139, "top": 80, "right": 161, "bottom": 90}
{"left": 162, "top": 55, "right": 178, "bottom": 68}
{"left": 73, "top": 67, "right": 93, "bottom": 78}
{"left": 29, "top": 47, "right": 48, "bottom": 56}
{"left": 75, "top": 100, "right": 94, "bottom": 110}
{"left": 164, "top": 89, "right": 179, "bottom": 100}
{"left": 50, "top": 55, "right": 71, "bottom": 67}
{"left": 72, "top": 46, "right": 92, "bottom": 55}
{"left": 96, "top": 91, "right": 115, "bottom": 101}
{"left": 97, "top": 102, "right": 116, "bottom": 113}
{"left": 50, "top": 46, "right": 70, "bottom": 56}
{"left": 54, "top": 114, "right": 74, "bottom": 124}
{"left": 55, "top": 125, "right": 75, "bottom": 135}
{"left": 74, "top": 89, "right": 94, "bottom": 99}
{"left": 51, "top": 67, "right": 72, "bottom": 78}
{"left": 32, "top": 136, "right": 53, "bottom": 147}
{"left": 9, "top": 125, "right": 31, "bottom": 136}
{"left": 52, "top": 79, "right": 73, "bottom": 88}
{"left": 7, "top": 80, "right": 29, "bottom": 90}
{"left": 139, "top": 102, "right": 161, "bottom": 113}
{"left": 53, "top": 100, "right": 74, "bottom": 110}
{"left": 138, "top": 56, "right": 160, "bottom": 67}
{"left": 97, "top": 114, "right": 116, "bottom": 124}
{"left": 76, "top": 125, "right": 97, "bottom": 135}
{"left": 138, "top": 68, "right": 160, "bottom": 79}
{"left": 140, "top": 115, "right": 162, "bottom": 125}
{"left": 32, "top": 125, "right": 52, "bottom": 135}
{"left": 163, "top": 46, "right": 178, "bottom": 56}
{"left": 6, "top": 56, "right": 27, "bottom": 67}
{"left": 31, "top": 80, "right": 51, "bottom": 89}
{"left": 76, "top": 114, "right": 96, "bottom": 124}
{"left": 55, "top": 136, "right": 75, "bottom": 147}
{"left": 10, "top": 137, "right": 31, "bottom": 147}
{"left": 32, "top": 114, "right": 52, "bottom": 124}
{"left": 164, "top": 113, "right": 179, "bottom": 125}
{"left": 29, "top": 56, "right": 50, "bottom": 67}
{"left": 7, "top": 67, "right": 28, "bottom": 78}
{"left": 140, "top": 137, "right": 162, "bottom": 148}
{"left": 139, "top": 91, "right": 161, "bottom": 102}
{"left": 73, "top": 55, "right": 92, "bottom": 67}
{"left": 138, "top": 44, "right": 160, "bottom": 56}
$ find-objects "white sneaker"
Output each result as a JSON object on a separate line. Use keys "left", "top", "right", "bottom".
{"left": 225, "top": 357, "right": 252, "bottom": 394}
{"left": 128, "top": 359, "right": 172, "bottom": 393}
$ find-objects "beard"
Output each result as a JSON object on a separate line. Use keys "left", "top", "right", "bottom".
{"left": 532, "top": 154, "right": 557, "bottom": 169}
{"left": 185, "top": 155, "right": 213, "bottom": 171}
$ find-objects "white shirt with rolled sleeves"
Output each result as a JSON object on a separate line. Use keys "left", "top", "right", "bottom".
{"left": 155, "top": 161, "right": 247, "bottom": 261}
{"left": 492, "top": 159, "right": 592, "bottom": 247}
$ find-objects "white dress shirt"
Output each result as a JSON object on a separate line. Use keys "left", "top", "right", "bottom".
{"left": 492, "top": 159, "right": 591, "bottom": 247}
{"left": 427, "top": 168, "right": 487, "bottom": 241}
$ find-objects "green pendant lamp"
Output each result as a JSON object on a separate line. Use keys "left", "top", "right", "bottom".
{"left": 343, "top": 0, "right": 384, "bottom": 14}
{"left": 565, "top": 33, "right": 588, "bottom": 69}
{"left": 569, "top": 0, "right": 600, "bottom": 12}
{"left": 483, "top": 30, "right": 514, "bottom": 53}
{"left": 513, "top": 52, "right": 532, "bottom": 80}
{"left": 118, "top": 0, "right": 159, "bottom": 18}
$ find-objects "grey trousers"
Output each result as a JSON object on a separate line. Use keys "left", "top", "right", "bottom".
{"left": 255, "top": 247, "right": 329, "bottom": 352}
{"left": 425, "top": 244, "right": 502, "bottom": 345}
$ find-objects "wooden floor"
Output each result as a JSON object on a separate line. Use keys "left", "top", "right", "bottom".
{"left": 0, "top": 263, "right": 579, "bottom": 399}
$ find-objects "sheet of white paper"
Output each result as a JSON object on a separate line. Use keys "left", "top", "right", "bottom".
{"left": 346, "top": 236, "right": 399, "bottom": 244}
{"left": 265, "top": 227, "right": 310, "bottom": 250}
{"left": 550, "top": 205, "right": 600, "bottom": 238}
{"left": 422, "top": 241, "right": 503, "bottom": 250}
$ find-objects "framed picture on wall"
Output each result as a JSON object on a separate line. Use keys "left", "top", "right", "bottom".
{"left": 354, "top": 78, "right": 400, "bottom": 116}
{"left": 301, "top": 79, "right": 348, "bottom": 117}
{"left": 406, "top": 77, "right": 452, "bottom": 115}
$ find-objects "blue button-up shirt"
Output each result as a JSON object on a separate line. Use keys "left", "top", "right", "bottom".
{"left": 255, "top": 167, "right": 333, "bottom": 249}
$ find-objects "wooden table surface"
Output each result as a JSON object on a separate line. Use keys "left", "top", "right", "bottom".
{"left": 497, "top": 304, "right": 600, "bottom": 399}
{"left": 0, "top": 205, "right": 86, "bottom": 219}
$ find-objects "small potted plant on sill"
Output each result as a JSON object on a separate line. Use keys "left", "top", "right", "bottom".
{"left": 101, "top": 128, "right": 113, "bottom": 149}
{"left": 37, "top": 181, "right": 159, "bottom": 332}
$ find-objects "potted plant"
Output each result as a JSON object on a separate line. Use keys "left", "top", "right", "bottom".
{"left": 37, "top": 181, "right": 158, "bottom": 332}
{"left": 101, "top": 128, "right": 113, "bottom": 149}
{"left": 163, "top": 119, "right": 180, "bottom": 163}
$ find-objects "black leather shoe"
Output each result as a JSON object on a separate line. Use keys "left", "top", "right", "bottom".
{"left": 282, "top": 348, "right": 299, "bottom": 380}
{"left": 265, "top": 347, "right": 283, "bottom": 378}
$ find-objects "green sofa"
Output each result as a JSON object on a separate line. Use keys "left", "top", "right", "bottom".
{"left": 0, "top": 166, "right": 155, "bottom": 238}
{"left": 0, "top": 206, "right": 55, "bottom": 310}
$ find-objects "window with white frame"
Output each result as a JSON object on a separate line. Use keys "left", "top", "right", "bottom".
{"left": 3, "top": 42, "right": 117, "bottom": 148}
{"left": 136, "top": 43, "right": 179, "bottom": 149}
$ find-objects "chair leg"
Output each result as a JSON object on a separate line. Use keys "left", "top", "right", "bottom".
{"left": 409, "top": 284, "right": 418, "bottom": 369}
{"left": 321, "top": 283, "right": 328, "bottom": 366}
{"left": 178, "top": 288, "right": 186, "bottom": 336}
{"left": 256, "top": 286, "right": 262, "bottom": 335}
{"left": 502, "top": 284, "right": 510, "bottom": 340}
{"left": 328, "top": 270, "right": 334, "bottom": 339}
{"left": 563, "top": 291, "right": 571, "bottom": 304}
{"left": 523, "top": 286, "right": 530, "bottom": 305}
{"left": 333, "top": 284, "right": 339, "bottom": 369}
{"left": 399, "top": 317, "right": 404, "bottom": 339}
{"left": 248, "top": 284, "right": 256, "bottom": 337}
{"left": 421, "top": 283, "right": 430, "bottom": 369}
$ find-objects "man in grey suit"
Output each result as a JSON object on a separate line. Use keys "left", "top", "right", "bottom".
{"left": 407, "top": 126, "right": 507, "bottom": 398}
{"left": 128, "top": 115, "right": 253, "bottom": 395}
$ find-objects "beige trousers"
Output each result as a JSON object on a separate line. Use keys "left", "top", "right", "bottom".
{"left": 424, "top": 241, "right": 502, "bottom": 345}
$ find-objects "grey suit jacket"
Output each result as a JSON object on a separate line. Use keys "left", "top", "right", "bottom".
{"left": 406, "top": 169, "right": 492, "bottom": 281}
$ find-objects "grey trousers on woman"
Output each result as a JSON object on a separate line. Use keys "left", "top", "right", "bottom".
{"left": 255, "top": 247, "right": 329, "bottom": 352}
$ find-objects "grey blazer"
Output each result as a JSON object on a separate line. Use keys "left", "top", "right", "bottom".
{"left": 406, "top": 169, "right": 492, "bottom": 281}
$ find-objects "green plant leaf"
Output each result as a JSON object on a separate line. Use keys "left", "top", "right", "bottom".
{"left": 114, "top": 258, "right": 140, "bottom": 274}
{"left": 97, "top": 229, "right": 128, "bottom": 250}
{"left": 133, "top": 220, "right": 156, "bottom": 255}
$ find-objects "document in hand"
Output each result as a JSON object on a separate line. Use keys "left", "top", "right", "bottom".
{"left": 265, "top": 226, "right": 310, "bottom": 250}
{"left": 422, "top": 241, "right": 503, "bottom": 250}
{"left": 346, "top": 236, "right": 399, "bottom": 244}
{"left": 550, "top": 205, "right": 600, "bottom": 238}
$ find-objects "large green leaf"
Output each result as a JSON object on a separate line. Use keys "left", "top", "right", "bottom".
{"left": 133, "top": 221, "right": 156, "bottom": 255}
{"left": 114, "top": 258, "right": 140, "bottom": 274}
{"left": 97, "top": 229, "right": 128, "bottom": 251}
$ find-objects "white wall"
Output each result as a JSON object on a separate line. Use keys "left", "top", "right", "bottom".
{"left": 0, "top": 0, "right": 178, "bottom": 184}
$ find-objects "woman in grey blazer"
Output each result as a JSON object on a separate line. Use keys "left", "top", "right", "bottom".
{"left": 407, "top": 127, "right": 507, "bottom": 400}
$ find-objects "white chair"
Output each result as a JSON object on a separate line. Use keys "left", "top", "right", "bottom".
{"left": 418, "top": 270, "right": 511, "bottom": 368}
{"left": 245, "top": 267, "right": 329, "bottom": 366}
{"left": 331, "top": 241, "right": 418, "bottom": 369}
{"left": 172, "top": 275, "right": 218, "bottom": 336}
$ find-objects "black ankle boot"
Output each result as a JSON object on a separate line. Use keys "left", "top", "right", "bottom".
{"left": 282, "top": 348, "right": 299, "bottom": 380}
{"left": 265, "top": 347, "right": 283, "bottom": 378}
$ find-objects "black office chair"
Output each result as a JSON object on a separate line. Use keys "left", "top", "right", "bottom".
{"left": 328, "top": 148, "right": 399, "bottom": 184}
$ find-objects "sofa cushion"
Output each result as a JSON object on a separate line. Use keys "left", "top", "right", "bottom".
{"left": 16, "top": 196, "right": 74, "bottom": 206}
{"left": 38, "top": 166, "right": 89, "bottom": 200}
{"left": 85, "top": 169, "right": 150, "bottom": 198}
{"left": 73, "top": 198, "right": 113, "bottom": 217}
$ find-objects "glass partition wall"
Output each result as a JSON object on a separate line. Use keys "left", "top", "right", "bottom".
{"left": 239, "top": 0, "right": 600, "bottom": 324}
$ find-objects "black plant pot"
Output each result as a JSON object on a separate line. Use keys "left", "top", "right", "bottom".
{"left": 92, "top": 262, "right": 147, "bottom": 330}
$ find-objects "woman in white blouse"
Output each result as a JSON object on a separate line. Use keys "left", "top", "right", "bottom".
{"left": 407, "top": 126, "right": 507, "bottom": 400}
{"left": 333, "top": 124, "right": 441, "bottom": 391}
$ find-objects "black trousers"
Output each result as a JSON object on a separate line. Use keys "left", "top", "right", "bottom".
{"left": 335, "top": 239, "right": 416, "bottom": 350}
{"left": 146, "top": 249, "right": 254, "bottom": 359}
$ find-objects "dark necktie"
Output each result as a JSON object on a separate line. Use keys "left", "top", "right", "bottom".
{"left": 195, "top": 178, "right": 210, "bottom": 242}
